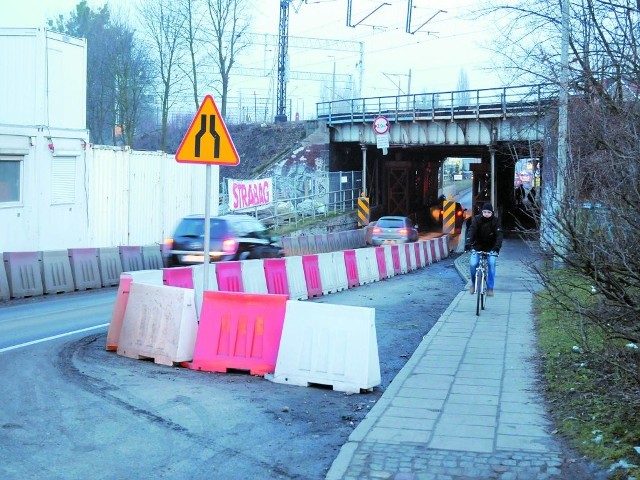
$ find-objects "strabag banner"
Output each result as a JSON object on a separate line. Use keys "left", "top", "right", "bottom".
{"left": 228, "top": 178, "right": 272, "bottom": 212}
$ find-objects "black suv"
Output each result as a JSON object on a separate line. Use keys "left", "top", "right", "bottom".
{"left": 163, "top": 214, "right": 283, "bottom": 267}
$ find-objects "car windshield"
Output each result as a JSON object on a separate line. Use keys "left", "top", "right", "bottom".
{"left": 377, "top": 218, "right": 406, "bottom": 228}
{"left": 173, "top": 218, "right": 229, "bottom": 238}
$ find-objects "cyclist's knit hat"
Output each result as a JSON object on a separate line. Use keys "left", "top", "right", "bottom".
{"left": 482, "top": 202, "right": 494, "bottom": 213}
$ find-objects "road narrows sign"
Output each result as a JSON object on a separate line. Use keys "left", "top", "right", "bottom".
{"left": 175, "top": 95, "right": 240, "bottom": 165}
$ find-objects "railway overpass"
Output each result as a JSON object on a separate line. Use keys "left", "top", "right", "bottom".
{"left": 315, "top": 84, "right": 557, "bottom": 231}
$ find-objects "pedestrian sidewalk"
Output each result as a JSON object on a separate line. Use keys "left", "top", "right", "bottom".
{"left": 326, "top": 238, "right": 568, "bottom": 480}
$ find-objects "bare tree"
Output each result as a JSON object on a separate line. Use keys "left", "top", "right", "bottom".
{"left": 484, "top": 0, "right": 640, "bottom": 384}
{"left": 138, "top": 0, "right": 187, "bottom": 152}
{"left": 455, "top": 68, "right": 471, "bottom": 105}
{"left": 205, "top": 0, "right": 252, "bottom": 118}
{"left": 177, "top": 0, "right": 209, "bottom": 110}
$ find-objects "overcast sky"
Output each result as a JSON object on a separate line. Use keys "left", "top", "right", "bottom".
{"left": 1, "top": 0, "right": 502, "bottom": 115}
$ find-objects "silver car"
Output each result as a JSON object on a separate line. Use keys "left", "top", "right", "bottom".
{"left": 370, "top": 216, "right": 419, "bottom": 246}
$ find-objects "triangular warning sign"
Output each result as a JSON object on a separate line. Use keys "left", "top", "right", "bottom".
{"left": 175, "top": 95, "right": 240, "bottom": 165}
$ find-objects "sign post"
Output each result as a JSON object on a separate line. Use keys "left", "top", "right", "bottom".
{"left": 175, "top": 95, "right": 240, "bottom": 290}
{"left": 373, "top": 115, "right": 390, "bottom": 155}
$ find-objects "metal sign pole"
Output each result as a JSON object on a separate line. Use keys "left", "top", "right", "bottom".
{"left": 203, "top": 164, "right": 211, "bottom": 291}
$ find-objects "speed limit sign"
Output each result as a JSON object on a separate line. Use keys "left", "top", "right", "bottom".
{"left": 373, "top": 115, "right": 390, "bottom": 135}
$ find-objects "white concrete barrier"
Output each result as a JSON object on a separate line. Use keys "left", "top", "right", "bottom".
{"left": 126, "top": 269, "right": 164, "bottom": 285}
{"left": 407, "top": 243, "right": 418, "bottom": 271}
{"left": 192, "top": 264, "right": 218, "bottom": 317}
{"left": 331, "top": 251, "right": 349, "bottom": 291}
{"left": 241, "top": 259, "right": 268, "bottom": 294}
{"left": 383, "top": 245, "right": 394, "bottom": 278}
{"left": 284, "top": 256, "right": 308, "bottom": 300}
{"left": 398, "top": 244, "right": 408, "bottom": 274}
{"left": 267, "top": 300, "right": 381, "bottom": 394}
{"left": 116, "top": 283, "right": 198, "bottom": 366}
{"left": 318, "top": 252, "right": 339, "bottom": 295}
{"left": 355, "top": 248, "right": 377, "bottom": 284}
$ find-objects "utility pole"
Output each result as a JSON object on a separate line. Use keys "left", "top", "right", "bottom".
{"left": 275, "top": 0, "right": 290, "bottom": 123}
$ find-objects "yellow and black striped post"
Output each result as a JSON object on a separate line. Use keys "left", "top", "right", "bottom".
{"left": 442, "top": 200, "right": 455, "bottom": 235}
{"left": 357, "top": 195, "right": 370, "bottom": 227}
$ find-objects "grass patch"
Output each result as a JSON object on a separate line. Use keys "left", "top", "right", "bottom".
{"left": 535, "top": 271, "right": 640, "bottom": 479}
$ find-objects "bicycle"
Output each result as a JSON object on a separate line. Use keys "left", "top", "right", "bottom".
{"left": 472, "top": 251, "right": 493, "bottom": 316}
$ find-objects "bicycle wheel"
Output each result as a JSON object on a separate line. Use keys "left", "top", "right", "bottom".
{"left": 475, "top": 269, "right": 483, "bottom": 316}
{"left": 480, "top": 272, "right": 487, "bottom": 310}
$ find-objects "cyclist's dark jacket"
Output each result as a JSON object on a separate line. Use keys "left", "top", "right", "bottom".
{"left": 465, "top": 214, "right": 503, "bottom": 252}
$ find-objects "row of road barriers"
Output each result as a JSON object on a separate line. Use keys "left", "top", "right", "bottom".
{"left": 0, "top": 245, "right": 164, "bottom": 301}
{"left": 106, "top": 236, "right": 450, "bottom": 394}
{"left": 281, "top": 229, "right": 367, "bottom": 256}
{"left": 0, "top": 228, "right": 370, "bottom": 301}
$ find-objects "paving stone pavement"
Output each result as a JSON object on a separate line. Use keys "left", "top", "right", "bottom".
{"left": 325, "top": 238, "right": 597, "bottom": 480}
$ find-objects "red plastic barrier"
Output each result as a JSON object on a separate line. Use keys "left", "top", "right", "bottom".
{"left": 216, "top": 261, "right": 244, "bottom": 292}
{"left": 163, "top": 266, "right": 194, "bottom": 288}
{"left": 264, "top": 258, "right": 290, "bottom": 296}
{"left": 438, "top": 236, "right": 447, "bottom": 259}
{"left": 430, "top": 240, "right": 438, "bottom": 263}
{"left": 339, "top": 231, "right": 350, "bottom": 250}
{"left": 390, "top": 245, "right": 401, "bottom": 275}
{"left": 301, "top": 254, "right": 323, "bottom": 298}
{"left": 374, "top": 246, "right": 387, "bottom": 280}
{"left": 105, "top": 274, "right": 133, "bottom": 351}
{"left": 404, "top": 244, "right": 413, "bottom": 270}
{"left": 343, "top": 250, "right": 360, "bottom": 288}
{"left": 422, "top": 241, "right": 432, "bottom": 265}
{"left": 185, "top": 291, "right": 288, "bottom": 375}
{"left": 413, "top": 242, "right": 422, "bottom": 267}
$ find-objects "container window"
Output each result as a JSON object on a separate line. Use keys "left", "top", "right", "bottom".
{"left": 0, "top": 156, "right": 23, "bottom": 204}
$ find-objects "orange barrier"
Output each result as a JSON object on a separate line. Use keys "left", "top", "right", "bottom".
{"left": 163, "top": 266, "right": 194, "bottom": 288}
{"left": 3, "top": 251, "right": 43, "bottom": 299}
{"left": 119, "top": 246, "right": 144, "bottom": 272}
{"left": 374, "top": 246, "right": 388, "bottom": 280}
{"left": 185, "top": 291, "right": 288, "bottom": 375}
{"left": 68, "top": 248, "right": 102, "bottom": 290}
{"left": 105, "top": 273, "right": 132, "bottom": 351}
{"left": 302, "top": 254, "right": 323, "bottom": 298}
{"left": 216, "top": 261, "right": 244, "bottom": 292}
{"left": 343, "top": 250, "right": 360, "bottom": 288}
{"left": 390, "top": 245, "right": 401, "bottom": 275}
{"left": 263, "top": 258, "right": 290, "bottom": 296}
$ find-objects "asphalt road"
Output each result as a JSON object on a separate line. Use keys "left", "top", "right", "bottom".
{"left": 0, "top": 255, "right": 464, "bottom": 480}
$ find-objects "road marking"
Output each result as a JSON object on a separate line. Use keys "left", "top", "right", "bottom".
{"left": 0, "top": 323, "right": 110, "bottom": 353}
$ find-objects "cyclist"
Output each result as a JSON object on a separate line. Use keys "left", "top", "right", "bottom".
{"left": 464, "top": 202, "right": 503, "bottom": 296}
